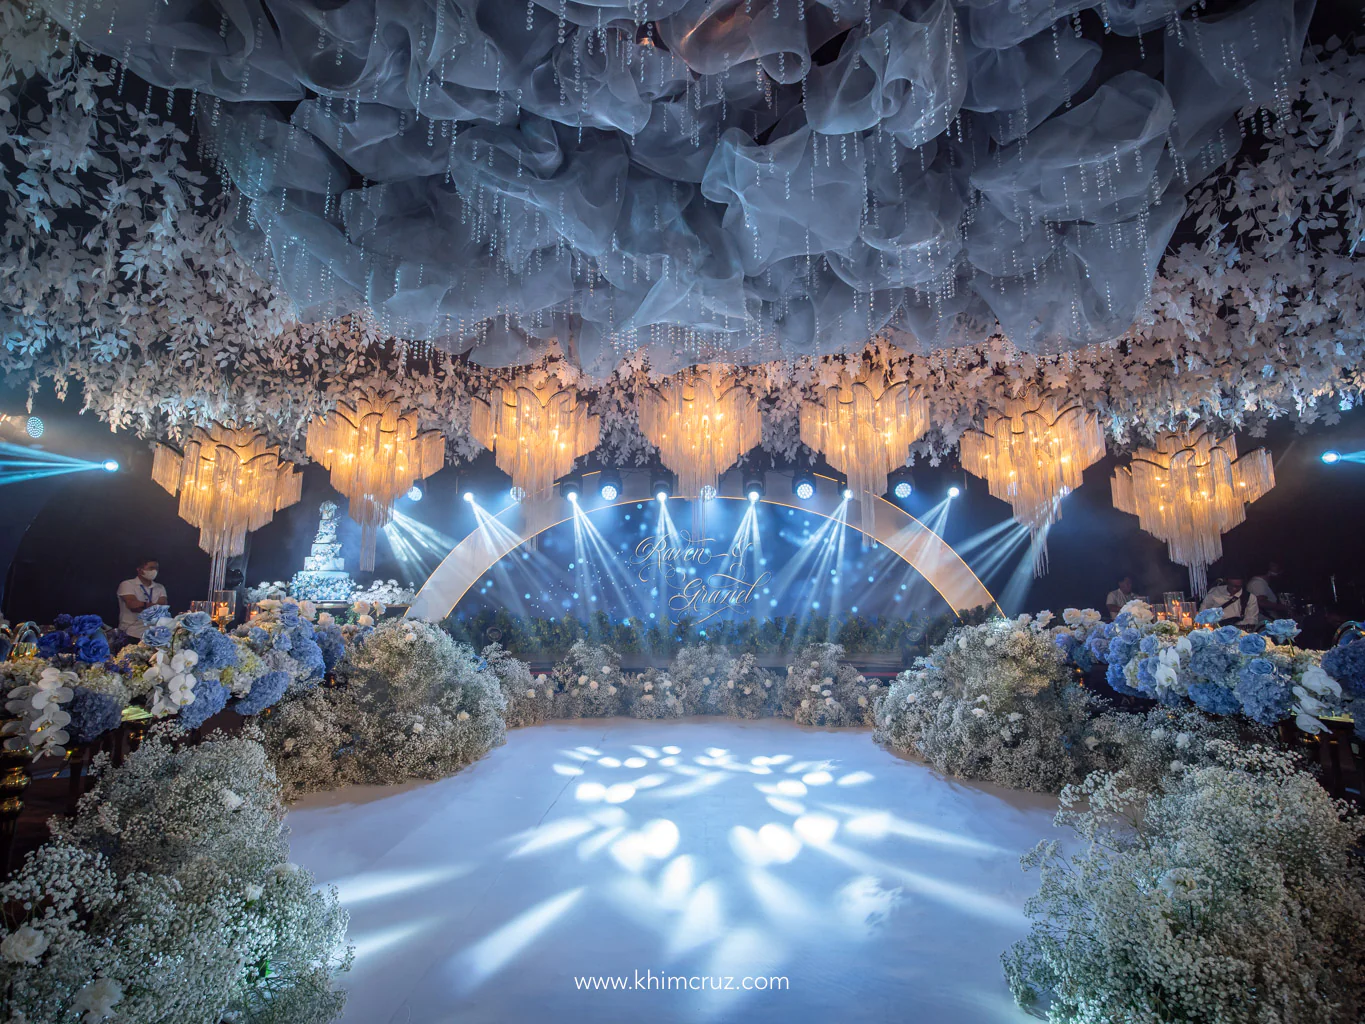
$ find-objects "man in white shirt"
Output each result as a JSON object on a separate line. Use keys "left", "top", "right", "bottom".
{"left": 1247, "top": 561, "right": 1289, "bottom": 619}
{"left": 117, "top": 558, "right": 168, "bottom": 638}
{"left": 1200, "top": 573, "right": 1260, "bottom": 627}
{"left": 1105, "top": 575, "right": 1134, "bottom": 620}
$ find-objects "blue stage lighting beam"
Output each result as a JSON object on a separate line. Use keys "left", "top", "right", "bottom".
{"left": 0, "top": 442, "right": 121, "bottom": 485}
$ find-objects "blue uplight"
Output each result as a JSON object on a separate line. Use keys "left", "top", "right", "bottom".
{"left": 1321, "top": 450, "right": 1341, "bottom": 464}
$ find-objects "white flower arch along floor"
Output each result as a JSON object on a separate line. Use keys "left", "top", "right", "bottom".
{"left": 286, "top": 718, "right": 1060, "bottom": 1024}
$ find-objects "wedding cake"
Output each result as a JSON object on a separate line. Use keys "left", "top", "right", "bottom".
{"left": 290, "top": 501, "right": 355, "bottom": 602}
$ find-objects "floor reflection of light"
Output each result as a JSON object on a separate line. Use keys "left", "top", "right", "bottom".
{"left": 552, "top": 763, "right": 584, "bottom": 776}
{"left": 764, "top": 796, "right": 806, "bottom": 815}
{"left": 576, "top": 781, "right": 607, "bottom": 802}
{"left": 349, "top": 919, "right": 438, "bottom": 962}
{"left": 802, "top": 770, "right": 834, "bottom": 786}
{"left": 792, "top": 813, "right": 839, "bottom": 845}
{"left": 821, "top": 801, "right": 1006, "bottom": 854}
{"left": 458, "top": 888, "right": 585, "bottom": 986}
{"left": 624, "top": 756, "right": 647, "bottom": 768}
{"left": 510, "top": 817, "right": 596, "bottom": 856}
{"left": 604, "top": 783, "right": 636, "bottom": 803}
{"left": 669, "top": 880, "right": 725, "bottom": 954}
{"left": 333, "top": 865, "right": 471, "bottom": 905}
{"left": 610, "top": 818, "right": 680, "bottom": 871}
{"left": 837, "top": 770, "right": 874, "bottom": 786}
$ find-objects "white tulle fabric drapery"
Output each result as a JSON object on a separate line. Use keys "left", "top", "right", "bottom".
{"left": 44, "top": 0, "right": 1312, "bottom": 373}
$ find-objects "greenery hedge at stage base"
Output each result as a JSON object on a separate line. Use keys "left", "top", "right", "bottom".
{"left": 442, "top": 607, "right": 993, "bottom": 663}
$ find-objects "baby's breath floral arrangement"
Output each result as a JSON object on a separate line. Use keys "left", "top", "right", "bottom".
{"left": 782, "top": 643, "right": 882, "bottom": 728}
{"left": 483, "top": 642, "right": 552, "bottom": 728}
{"left": 549, "top": 641, "right": 623, "bottom": 719}
{"left": 1003, "top": 744, "right": 1365, "bottom": 1024}
{"left": 875, "top": 616, "right": 1100, "bottom": 792}
{"left": 263, "top": 619, "right": 505, "bottom": 796}
{"left": 704, "top": 652, "right": 779, "bottom": 719}
{"left": 625, "top": 667, "right": 685, "bottom": 719}
{"left": 0, "top": 727, "right": 351, "bottom": 1024}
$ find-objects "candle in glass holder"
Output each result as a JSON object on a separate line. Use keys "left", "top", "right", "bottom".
{"left": 210, "top": 590, "right": 237, "bottom": 626}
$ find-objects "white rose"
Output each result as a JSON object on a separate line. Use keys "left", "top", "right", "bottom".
{"left": 642, "top": 694, "right": 654, "bottom": 702}
{"left": 702, "top": 677, "right": 712, "bottom": 687}
{"left": 245, "top": 884, "right": 263, "bottom": 902}
{"left": 72, "top": 977, "right": 124, "bottom": 1022}
{"left": 526, "top": 689, "right": 536, "bottom": 698}
{"left": 272, "top": 863, "right": 300, "bottom": 880}
{"left": 457, "top": 711, "right": 470, "bottom": 721}
{"left": 809, "top": 660, "right": 820, "bottom": 669}
{"left": 352, "top": 600, "right": 369, "bottom": 614}
{"left": 725, "top": 680, "right": 735, "bottom": 689}
{"left": 762, "top": 679, "right": 771, "bottom": 688}
{"left": 283, "top": 737, "right": 295, "bottom": 752}
{"left": 970, "top": 707, "right": 986, "bottom": 718}
{"left": 1, "top": 925, "right": 48, "bottom": 964}
{"left": 606, "top": 685, "right": 616, "bottom": 695}
{"left": 824, "top": 697, "right": 834, "bottom": 706}
{"left": 1175, "top": 732, "right": 1192, "bottom": 750}
{"left": 643, "top": 681, "right": 653, "bottom": 691}
{"left": 800, "top": 699, "right": 810, "bottom": 708}
{"left": 821, "top": 689, "right": 832, "bottom": 697}
{"left": 743, "top": 687, "right": 752, "bottom": 695}
{"left": 221, "top": 789, "right": 244, "bottom": 811}
{"left": 411, "top": 722, "right": 425, "bottom": 734}
{"left": 356, "top": 614, "right": 374, "bottom": 627}
{"left": 809, "top": 684, "right": 820, "bottom": 692}
{"left": 1083, "top": 736, "right": 1099, "bottom": 750}
{"left": 600, "top": 666, "right": 612, "bottom": 675}
{"left": 857, "top": 696, "right": 868, "bottom": 707}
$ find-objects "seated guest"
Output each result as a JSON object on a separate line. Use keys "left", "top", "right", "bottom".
{"left": 1247, "top": 561, "right": 1290, "bottom": 619}
{"left": 1200, "top": 573, "right": 1260, "bottom": 627}
{"left": 116, "top": 558, "right": 167, "bottom": 639}
{"left": 1105, "top": 575, "right": 1135, "bottom": 620}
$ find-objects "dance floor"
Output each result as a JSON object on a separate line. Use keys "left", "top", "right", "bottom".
{"left": 286, "top": 719, "right": 1062, "bottom": 1024}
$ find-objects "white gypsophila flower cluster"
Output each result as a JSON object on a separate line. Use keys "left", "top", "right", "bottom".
{"left": 625, "top": 667, "right": 684, "bottom": 720}
{"left": 482, "top": 642, "right": 551, "bottom": 729}
{"left": 350, "top": 580, "right": 416, "bottom": 605}
{"left": 246, "top": 581, "right": 291, "bottom": 603}
{"left": 1003, "top": 744, "right": 1365, "bottom": 1023}
{"left": 705, "top": 652, "right": 779, "bottom": 720}
{"left": 143, "top": 648, "right": 199, "bottom": 717}
{"left": 3, "top": 665, "right": 76, "bottom": 759}
{"left": 263, "top": 619, "right": 505, "bottom": 797}
{"left": 0, "top": 727, "right": 351, "bottom": 1024}
{"left": 874, "top": 619, "right": 1095, "bottom": 792}
{"left": 780, "top": 643, "right": 880, "bottom": 728}
{"left": 549, "top": 641, "right": 623, "bottom": 719}
{"left": 662, "top": 645, "right": 736, "bottom": 715}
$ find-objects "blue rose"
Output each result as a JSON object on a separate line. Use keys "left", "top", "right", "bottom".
{"left": 1263, "top": 619, "right": 1301, "bottom": 642}
{"left": 1189, "top": 644, "right": 1239, "bottom": 687}
{"left": 1139, "top": 635, "right": 1160, "bottom": 656}
{"left": 271, "top": 630, "right": 293, "bottom": 653}
{"left": 52, "top": 614, "right": 73, "bottom": 630}
{"left": 75, "top": 634, "right": 111, "bottom": 664}
{"left": 1115, "top": 611, "right": 1134, "bottom": 628}
{"left": 231, "top": 670, "right": 290, "bottom": 716}
{"left": 37, "top": 631, "right": 70, "bottom": 657}
{"left": 1195, "top": 609, "right": 1223, "bottom": 625}
{"left": 179, "top": 612, "right": 214, "bottom": 635}
{"left": 314, "top": 626, "right": 345, "bottom": 673}
{"left": 139, "top": 605, "right": 170, "bottom": 626}
{"left": 1187, "top": 630, "right": 1213, "bottom": 651}
{"left": 177, "top": 679, "right": 229, "bottom": 730}
{"left": 247, "top": 626, "right": 270, "bottom": 648}
{"left": 142, "top": 625, "right": 173, "bottom": 647}
{"left": 70, "top": 615, "right": 104, "bottom": 637}
{"left": 1237, "top": 633, "right": 1266, "bottom": 656}
{"left": 1214, "top": 626, "right": 1241, "bottom": 645}
{"left": 66, "top": 687, "right": 123, "bottom": 743}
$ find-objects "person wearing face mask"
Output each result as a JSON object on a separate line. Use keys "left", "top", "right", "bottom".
{"left": 117, "top": 558, "right": 168, "bottom": 638}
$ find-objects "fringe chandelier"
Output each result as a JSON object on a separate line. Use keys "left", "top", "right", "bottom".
{"left": 799, "top": 364, "right": 928, "bottom": 532}
{"left": 470, "top": 377, "right": 600, "bottom": 503}
{"left": 960, "top": 394, "right": 1106, "bottom": 575}
{"left": 1111, "top": 428, "right": 1275, "bottom": 595}
{"left": 152, "top": 425, "right": 302, "bottom": 595}
{"left": 306, "top": 394, "right": 444, "bottom": 572}
{"left": 638, "top": 364, "right": 762, "bottom": 501}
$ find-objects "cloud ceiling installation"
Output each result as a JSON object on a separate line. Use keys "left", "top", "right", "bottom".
{"left": 44, "top": 0, "right": 1310, "bottom": 373}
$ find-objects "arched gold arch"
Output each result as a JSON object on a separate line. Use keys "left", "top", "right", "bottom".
{"left": 406, "top": 472, "right": 1000, "bottom": 621}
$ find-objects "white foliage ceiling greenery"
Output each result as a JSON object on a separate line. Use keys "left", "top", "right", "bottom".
{"left": 0, "top": 0, "right": 1363, "bottom": 473}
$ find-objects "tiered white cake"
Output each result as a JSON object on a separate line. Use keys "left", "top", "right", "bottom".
{"left": 290, "top": 501, "right": 354, "bottom": 603}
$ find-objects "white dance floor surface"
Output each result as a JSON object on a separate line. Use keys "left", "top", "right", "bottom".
{"left": 286, "top": 718, "right": 1061, "bottom": 1024}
